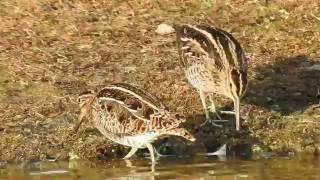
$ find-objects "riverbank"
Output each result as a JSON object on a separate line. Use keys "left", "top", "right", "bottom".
{"left": 0, "top": 0, "right": 319, "bottom": 162}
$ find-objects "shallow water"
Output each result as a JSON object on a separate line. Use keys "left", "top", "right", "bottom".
{"left": 1, "top": 155, "right": 319, "bottom": 180}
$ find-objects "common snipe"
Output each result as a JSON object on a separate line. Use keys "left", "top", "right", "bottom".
{"left": 75, "top": 83, "right": 196, "bottom": 162}
{"left": 174, "top": 24, "right": 248, "bottom": 131}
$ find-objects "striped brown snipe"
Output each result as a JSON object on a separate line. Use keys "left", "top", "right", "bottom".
{"left": 75, "top": 83, "right": 196, "bottom": 162}
{"left": 174, "top": 24, "right": 248, "bottom": 131}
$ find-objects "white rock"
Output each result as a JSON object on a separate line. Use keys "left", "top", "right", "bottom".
{"left": 307, "top": 64, "right": 320, "bottom": 71}
{"left": 155, "top": 23, "right": 175, "bottom": 35}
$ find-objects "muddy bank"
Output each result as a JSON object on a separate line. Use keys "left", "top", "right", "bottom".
{"left": 0, "top": 0, "right": 320, "bottom": 162}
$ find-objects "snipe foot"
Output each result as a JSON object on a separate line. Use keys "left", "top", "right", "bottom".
{"left": 146, "top": 143, "right": 156, "bottom": 163}
{"left": 200, "top": 93, "right": 228, "bottom": 127}
{"left": 123, "top": 148, "right": 138, "bottom": 159}
{"left": 200, "top": 118, "right": 228, "bottom": 127}
{"left": 219, "top": 110, "right": 235, "bottom": 115}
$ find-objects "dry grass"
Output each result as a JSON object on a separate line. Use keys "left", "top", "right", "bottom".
{"left": 0, "top": 0, "right": 320, "bottom": 161}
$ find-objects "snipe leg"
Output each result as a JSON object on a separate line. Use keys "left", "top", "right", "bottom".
{"left": 234, "top": 97, "right": 241, "bottom": 131}
{"left": 123, "top": 148, "right": 138, "bottom": 159}
{"left": 199, "top": 91, "right": 226, "bottom": 127}
{"left": 316, "top": 88, "right": 320, "bottom": 107}
{"left": 146, "top": 143, "right": 156, "bottom": 163}
{"left": 214, "top": 98, "right": 240, "bottom": 131}
{"left": 219, "top": 110, "right": 235, "bottom": 115}
{"left": 208, "top": 95, "right": 228, "bottom": 122}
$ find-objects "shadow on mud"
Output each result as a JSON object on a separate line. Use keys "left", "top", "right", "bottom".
{"left": 117, "top": 56, "right": 320, "bottom": 160}
{"left": 245, "top": 55, "right": 320, "bottom": 115}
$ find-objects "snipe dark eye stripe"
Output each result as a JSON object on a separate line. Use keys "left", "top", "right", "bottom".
{"left": 198, "top": 26, "right": 243, "bottom": 54}
{"left": 187, "top": 25, "right": 229, "bottom": 67}
{"left": 189, "top": 25, "right": 245, "bottom": 70}
{"left": 176, "top": 25, "right": 224, "bottom": 70}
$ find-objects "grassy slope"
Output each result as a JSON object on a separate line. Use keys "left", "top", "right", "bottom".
{"left": 0, "top": 0, "right": 319, "bottom": 161}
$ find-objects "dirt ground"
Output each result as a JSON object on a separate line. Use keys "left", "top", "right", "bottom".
{"left": 0, "top": 0, "right": 320, "bottom": 162}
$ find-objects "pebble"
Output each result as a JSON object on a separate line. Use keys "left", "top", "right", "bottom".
{"left": 0, "top": 161, "right": 7, "bottom": 168}
{"left": 266, "top": 97, "right": 273, "bottom": 102}
{"left": 292, "top": 92, "right": 302, "bottom": 96}
{"left": 307, "top": 64, "right": 320, "bottom": 71}
{"left": 155, "top": 23, "right": 175, "bottom": 35}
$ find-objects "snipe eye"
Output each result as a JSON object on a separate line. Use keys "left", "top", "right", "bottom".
{"left": 175, "top": 114, "right": 180, "bottom": 119}
{"left": 175, "top": 114, "right": 184, "bottom": 119}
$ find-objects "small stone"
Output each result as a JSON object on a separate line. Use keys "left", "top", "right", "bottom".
{"left": 237, "top": 174, "right": 249, "bottom": 178}
{"left": 15, "top": 115, "right": 23, "bottom": 119}
{"left": 271, "top": 104, "right": 280, "bottom": 111}
{"left": 266, "top": 97, "right": 273, "bottom": 102}
{"left": 78, "top": 44, "right": 92, "bottom": 49}
{"left": 292, "top": 92, "right": 302, "bottom": 96}
{"left": 23, "top": 128, "right": 31, "bottom": 133}
{"left": 0, "top": 161, "right": 7, "bottom": 168}
{"left": 155, "top": 23, "right": 175, "bottom": 35}
{"left": 124, "top": 66, "right": 136, "bottom": 73}
{"left": 140, "top": 49, "right": 146, "bottom": 53}
{"left": 307, "top": 64, "right": 320, "bottom": 71}
{"left": 46, "top": 156, "right": 57, "bottom": 162}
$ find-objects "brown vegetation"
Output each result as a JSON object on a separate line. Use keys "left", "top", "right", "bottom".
{"left": 0, "top": 0, "right": 319, "bottom": 162}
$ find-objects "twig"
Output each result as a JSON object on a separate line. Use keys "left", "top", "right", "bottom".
{"left": 300, "top": 120, "right": 319, "bottom": 124}
{"left": 310, "top": 13, "right": 320, "bottom": 22}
